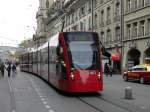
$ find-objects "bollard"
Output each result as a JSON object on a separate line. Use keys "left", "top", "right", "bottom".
{"left": 125, "top": 86, "right": 133, "bottom": 99}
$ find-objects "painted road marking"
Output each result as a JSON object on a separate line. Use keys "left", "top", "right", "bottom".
{"left": 29, "top": 79, "right": 56, "bottom": 112}
{"left": 43, "top": 101, "right": 47, "bottom": 105}
{"left": 45, "top": 105, "right": 51, "bottom": 109}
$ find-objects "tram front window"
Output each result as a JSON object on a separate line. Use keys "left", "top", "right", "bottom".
{"left": 68, "top": 42, "right": 99, "bottom": 70}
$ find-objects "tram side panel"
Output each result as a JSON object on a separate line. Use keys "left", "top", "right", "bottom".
{"left": 37, "top": 50, "right": 41, "bottom": 77}
{"left": 33, "top": 51, "right": 38, "bottom": 75}
{"left": 24, "top": 53, "right": 29, "bottom": 72}
{"left": 40, "top": 47, "right": 49, "bottom": 81}
{"left": 49, "top": 47, "right": 58, "bottom": 87}
{"left": 29, "top": 52, "right": 33, "bottom": 73}
{"left": 20, "top": 55, "right": 23, "bottom": 71}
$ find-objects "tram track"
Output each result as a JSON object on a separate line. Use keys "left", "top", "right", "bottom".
{"left": 97, "top": 96, "right": 135, "bottom": 112}
{"left": 77, "top": 96, "right": 129, "bottom": 112}
{"left": 97, "top": 95, "right": 150, "bottom": 112}
{"left": 78, "top": 97, "right": 104, "bottom": 112}
{"left": 76, "top": 94, "right": 149, "bottom": 112}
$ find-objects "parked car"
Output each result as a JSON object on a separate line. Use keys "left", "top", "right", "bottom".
{"left": 123, "top": 65, "right": 150, "bottom": 84}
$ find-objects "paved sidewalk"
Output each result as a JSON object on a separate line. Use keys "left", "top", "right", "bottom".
{"left": 0, "top": 76, "right": 11, "bottom": 112}
{"left": 0, "top": 70, "right": 49, "bottom": 112}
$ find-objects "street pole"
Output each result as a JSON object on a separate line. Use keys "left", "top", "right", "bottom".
{"left": 121, "top": 0, "right": 124, "bottom": 73}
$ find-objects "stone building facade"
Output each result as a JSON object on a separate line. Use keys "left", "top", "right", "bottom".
{"left": 123, "top": 0, "right": 150, "bottom": 70}
{"left": 35, "top": 0, "right": 54, "bottom": 47}
{"left": 92, "top": 0, "right": 122, "bottom": 73}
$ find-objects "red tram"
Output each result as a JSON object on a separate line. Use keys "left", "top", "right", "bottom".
{"left": 20, "top": 32, "right": 103, "bottom": 92}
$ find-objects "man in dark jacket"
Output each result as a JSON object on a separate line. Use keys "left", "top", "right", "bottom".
{"left": 7, "top": 63, "right": 11, "bottom": 77}
{"left": 104, "top": 63, "right": 109, "bottom": 77}
{"left": 0, "top": 62, "right": 6, "bottom": 77}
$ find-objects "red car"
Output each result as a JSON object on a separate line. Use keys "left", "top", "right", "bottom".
{"left": 123, "top": 65, "right": 150, "bottom": 84}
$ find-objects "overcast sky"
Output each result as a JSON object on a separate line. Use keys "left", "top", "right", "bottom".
{"left": 0, "top": 0, "right": 39, "bottom": 47}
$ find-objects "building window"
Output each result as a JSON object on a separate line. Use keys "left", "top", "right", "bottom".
{"left": 127, "top": 24, "right": 131, "bottom": 39}
{"left": 115, "top": 27, "right": 121, "bottom": 41}
{"left": 94, "top": 13, "right": 98, "bottom": 28}
{"left": 107, "top": 7, "right": 111, "bottom": 20}
{"left": 139, "top": 20, "right": 145, "bottom": 36}
{"left": 107, "top": 29, "right": 112, "bottom": 43}
{"left": 88, "top": 16, "right": 92, "bottom": 30}
{"left": 133, "top": 22, "right": 138, "bottom": 38}
{"left": 83, "top": 19, "right": 86, "bottom": 31}
{"left": 115, "top": 2, "right": 120, "bottom": 16}
{"left": 141, "top": 0, "right": 145, "bottom": 7}
{"left": 127, "top": 0, "right": 131, "bottom": 12}
{"left": 100, "top": 31, "right": 105, "bottom": 43}
{"left": 100, "top": 10, "right": 104, "bottom": 25}
{"left": 46, "top": 0, "right": 49, "bottom": 8}
{"left": 79, "top": 5, "right": 86, "bottom": 18}
{"left": 80, "top": 21, "right": 83, "bottom": 31}
{"left": 75, "top": 10, "right": 78, "bottom": 21}
{"left": 145, "top": 0, "right": 150, "bottom": 4}
{"left": 87, "top": 1, "right": 91, "bottom": 13}
{"left": 134, "top": 0, "right": 138, "bottom": 9}
{"left": 72, "top": 13, "right": 74, "bottom": 23}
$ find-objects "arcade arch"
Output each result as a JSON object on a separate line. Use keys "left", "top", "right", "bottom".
{"left": 127, "top": 48, "right": 141, "bottom": 68}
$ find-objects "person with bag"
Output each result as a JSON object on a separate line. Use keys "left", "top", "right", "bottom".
{"left": 108, "top": 64, "right": 112, "bottom": 77}
{"left": 0, "top": 62, "right": 6, "bottom": 77}
{"left": 104, "top": 63, "right": 109, "bottom": 77}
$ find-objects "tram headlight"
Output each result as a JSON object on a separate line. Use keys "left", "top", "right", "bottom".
{"left": 98, "top": 72, "right": 100, "bottom": 80}
{"left": 71, "top": 72, "right": 75, "bottom": 80}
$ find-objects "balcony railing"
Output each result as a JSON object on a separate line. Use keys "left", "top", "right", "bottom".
{"left": 131, "top": 34, "right": 138, "bottom": 39}
{"left": 138, "top": 4, "right": 144, "bottom": 9}
{"left": 131, "top": 6, "right": 136, "bottom": 12}
{"left": 138, "top": 32, "right": 145, "bottom": 37}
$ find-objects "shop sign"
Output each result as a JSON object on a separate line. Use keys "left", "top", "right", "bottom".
{"left": 147, "top": 40, "right": 150, "bottom": 47}
{"left": 129, "top": 41, "right": 137, "bottom": 48}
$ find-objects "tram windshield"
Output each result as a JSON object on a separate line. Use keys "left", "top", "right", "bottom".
{"left": 64, "top": 32, "right": 100, "bottom": 70}
{"left": 68, "top": 42, "right": 99, "bottom": 70}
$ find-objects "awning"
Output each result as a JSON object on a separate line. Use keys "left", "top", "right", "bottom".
{"left": 111, "top": 53, "right": 121, "bottom": 61}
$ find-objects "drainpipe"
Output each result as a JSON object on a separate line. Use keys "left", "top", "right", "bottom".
{"left": 91, "top": 0, "right": 93, "bottom": 31}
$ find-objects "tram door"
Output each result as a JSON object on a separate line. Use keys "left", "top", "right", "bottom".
{"left": 56, "top": 45, "right": 67, "bottom": 79}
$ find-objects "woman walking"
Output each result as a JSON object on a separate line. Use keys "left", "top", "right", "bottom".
{"left": 12, "top": 64, "right": 17, "bottom": 77}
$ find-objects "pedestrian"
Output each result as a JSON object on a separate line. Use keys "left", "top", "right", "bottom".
{"left": 7, "top": 63, "right": 11, "bottom": 77}
{"left": 104, "top": 63, "right": 109, "bottom": 77}
{"left": 108, "top": 64, "right": 112, "bottom": 77}
{"left": 0, "top": 62, "right": 6, "bottom": 77}
{"left": 12, "top": 64, "right": 17, "bottom": 77}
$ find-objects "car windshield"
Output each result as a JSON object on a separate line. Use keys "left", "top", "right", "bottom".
{"left": 130, "top": 66, "right": 147, "bottom": 71}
